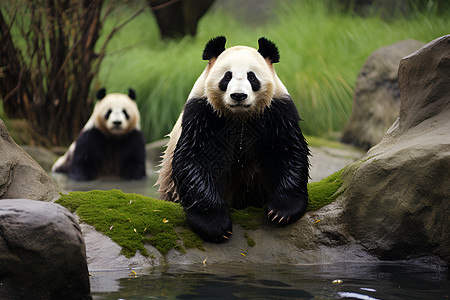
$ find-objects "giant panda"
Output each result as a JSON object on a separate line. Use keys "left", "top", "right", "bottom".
{"left": 156, "top": 36, "right": 309, "bottom": 242}
{"left": 52, "top": 88, "right": 146, "bottom": 180}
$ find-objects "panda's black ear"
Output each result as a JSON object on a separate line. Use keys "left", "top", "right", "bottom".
{"left": 202, "top": 36, "right": 226, "bottom": 60}
{"left": 258, "top": 37, "right": 280, "bottom": 64}
{"left": 128, "top": 88, "right": 136, "bottom": 100}
{"left": 96, "top": 88, "right": 106, "bottom": 100}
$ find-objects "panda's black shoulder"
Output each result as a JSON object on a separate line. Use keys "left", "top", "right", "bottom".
{"left": 266, "top": 95, "right": 302, "bottom": 122}
{"left": 76, "top": 127, "right": 106, "bottom": 145}
{"left": 181, "top": 97, "right": 224, "bottom": 128}
{"left": 183, "top": 98, "right": 214, "bottom": 118}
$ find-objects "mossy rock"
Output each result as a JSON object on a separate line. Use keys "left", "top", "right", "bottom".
{"left": 307, "top": 168, "right": 345, "bottom": 210}
{"left": 56, "top": 169, "right": 344, "bottom": 257}
{"left": 56, "top": 190, "right": 202, "bottom": 257}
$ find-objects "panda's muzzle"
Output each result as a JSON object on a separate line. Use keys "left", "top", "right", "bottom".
{"left": 230, "top": 93, "right": 247, "bottom": 102}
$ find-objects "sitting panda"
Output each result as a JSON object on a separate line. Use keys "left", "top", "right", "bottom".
{"left": 52, "top": 88, "right": 146, "bottom": 181}
{"left": 157, "top": 36, "right": 309, "bottom": 242}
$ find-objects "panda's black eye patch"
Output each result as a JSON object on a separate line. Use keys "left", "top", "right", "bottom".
{"left": 105, "top": 109, "right": 112, "bottom": 120}
{"left": 247, "top": 71, "right": 260, "bottom": 91}
{"left": 123, "top": 109, "right": 130, "bottom": 120}
{"left": 219, "top": 71, "right": 232, "bottom": 91}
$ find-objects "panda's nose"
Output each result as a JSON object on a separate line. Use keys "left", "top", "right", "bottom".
{"left": 113, "top": 121, "right": 122, "bottom": 126}
{"left": 230, "top": 93, "right": 247, "bottom": 102}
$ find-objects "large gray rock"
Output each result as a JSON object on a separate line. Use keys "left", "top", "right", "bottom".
{"left": 0, "top": 119, "right": 60, "bottom": 201}
{"left": 341, "top": 35, "right": 450, "bottom": 262}
{"left": 0, "top": 199, "right": 91, "bottom": 299}
{"left": 342, "top": 39, "right": 425, "bottom": 150}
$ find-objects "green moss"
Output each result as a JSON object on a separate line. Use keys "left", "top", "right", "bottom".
{"left": 244, "top": 233, "right": 256, "bottom": 247}
{"left": 180, "top": 230, "right": 205, "bottom": 251}
{"left": 307, "top": 168, "right": 345, "bottom": 211}
{"left": 56, "top": 189, "right": 199, "bottom": 257}
{"left": 231, "top": 206, "right": 266, "bottom": 230}
{"left": 143, "top": 232, "right": 178, "bottom": 255}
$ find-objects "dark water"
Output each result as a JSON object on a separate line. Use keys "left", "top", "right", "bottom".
{"left": 90, "top": 262, "right": 449, "bottom": 300}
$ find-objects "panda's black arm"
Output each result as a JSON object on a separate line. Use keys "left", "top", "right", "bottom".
{"left": 68, "top": 129, "right": 106, "bottom": 181}
{"left": 172, "top": 98, "right": 225, "bottom": 209}
{"left": 172, "top": 98, "right": 232, "bottom": 242}
{"left": 118, "top": 130, "right": 146, "bottom": 180}
{"left": 260, "top": 96, "right": 310, "bottom": 223}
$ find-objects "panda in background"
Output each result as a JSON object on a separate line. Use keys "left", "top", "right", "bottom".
{"left": 157, "top": 36, "right": 310, "bottom": 242}
{"left": 52, "top": 88, "right": 146, "bottom": 181}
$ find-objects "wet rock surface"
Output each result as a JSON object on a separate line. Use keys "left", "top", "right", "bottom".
{"left": 0, "top": 199, "right": 91, "bottom": 299}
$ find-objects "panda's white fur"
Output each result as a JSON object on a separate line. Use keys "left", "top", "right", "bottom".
{"left": 91, "top": 92, "right": 141, "bottom": 136}
{"left": 52, "top": 90, "right": 143, "bottom": 178}
{"left": 189, "top": 46, "right": 288, "bottom": 108}
{"left": 157, "top": 41, "right": 288, "bottom": 201}
{"left": 156, "top": 113, "right": 182, "bottom": 201}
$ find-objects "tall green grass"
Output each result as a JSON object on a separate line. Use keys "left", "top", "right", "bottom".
{"left": 96, "top": 1, "right": 449, "bottom": 142}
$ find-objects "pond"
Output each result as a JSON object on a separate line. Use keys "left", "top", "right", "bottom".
{"left": 90, "top": 262, "right": 449, "bottom": 300}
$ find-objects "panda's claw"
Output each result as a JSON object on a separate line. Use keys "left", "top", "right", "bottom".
{"left": 227, "top": 231, "right": 233, "bottom": 235}
{"left": 278, "top": 216, "right": 284, "bottom": 223}
{"left": 272, "top": 215, "right": 279, "bottom": 222}
{"left": 268, "top": 210, "right": 274, "bottom": 217}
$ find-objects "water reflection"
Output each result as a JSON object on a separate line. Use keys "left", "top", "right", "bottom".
{"left": 91, "top": 262, "right": 449, "bottom": 300}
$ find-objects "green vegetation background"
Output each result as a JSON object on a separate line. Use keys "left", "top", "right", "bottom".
{"left": 93, "top": 0, "right": 449, "bottom": 142}
{"left": 0, "top": 1, "right": 448, "bottom": 143}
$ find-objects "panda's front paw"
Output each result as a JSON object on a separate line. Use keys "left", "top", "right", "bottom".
{"left": 186, "top": 209, "right": 232, "bottom": 243}
{"left": 265, "top": 192, "right": 308, "bottom": 225}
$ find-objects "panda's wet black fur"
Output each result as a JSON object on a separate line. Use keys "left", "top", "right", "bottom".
{"left": 69, "top": 127, "right": 145, "bottom": 181}
{"left": 173, "top": 96, "right": 309, "bottom": 242}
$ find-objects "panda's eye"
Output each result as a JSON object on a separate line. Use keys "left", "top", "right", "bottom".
{"left": 123, "top": 109, "right": 130, "bottom": 120}
{"left": 219, "top": 71, "right": 233, "bottom": 91}
{"left": 248, "top": 71, "right": 261, "bottom": 91}
{"left": 224, "top": 71, "right": 232, "bottom": 81}
{"left": 105, "top": 109, "right": 112, "bottom": 120}
{"left": 247, "top": 72, "right": 256, "bottom": 82}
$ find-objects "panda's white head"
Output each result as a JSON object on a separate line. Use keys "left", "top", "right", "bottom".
{"left": 191, "top": 36, "right": 288, "bottom": 118}
{"left": 93, "top": 88, "right": 141, "bottom": 136}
